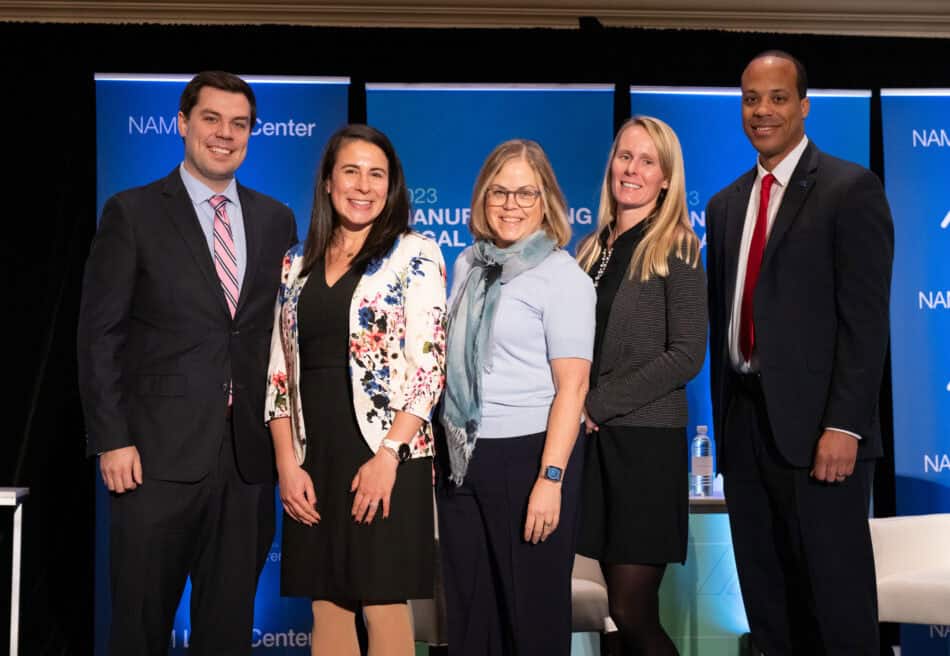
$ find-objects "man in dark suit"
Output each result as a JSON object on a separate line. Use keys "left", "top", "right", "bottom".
{"left": 78, "top": 71, "right": 296, "bottom": 655}
{"left": 705, "top": 51, "right": 893, "bottom": 655}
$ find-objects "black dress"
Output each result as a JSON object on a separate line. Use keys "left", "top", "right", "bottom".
{"left": 578, "top": 223, "right": 688, "bottom": 565}
{"left": 280, "top": 264, "right": 435, "bottom": 601}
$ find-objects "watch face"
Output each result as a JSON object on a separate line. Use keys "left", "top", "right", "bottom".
{"left": 544, "top": 466, "right": 562, "bottom": 482}
{"left": 397, "top": 443, "right": 411, "bottom": 462}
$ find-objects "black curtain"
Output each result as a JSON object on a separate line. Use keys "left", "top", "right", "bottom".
{"left": 3, "top": 19, "right": 946, "bottom": 654}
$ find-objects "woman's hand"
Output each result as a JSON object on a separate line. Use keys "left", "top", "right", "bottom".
{"left": 350, "top": 450, "right": 399, "bottom": 524}
{"left": 583, "top": 405, "right": 599, "bottom": 434}
{"left": 524, "top": 479, "right": 562, "bottom": 544}
{"left": 277, "top": 461, "right": 321, "bottom": 526}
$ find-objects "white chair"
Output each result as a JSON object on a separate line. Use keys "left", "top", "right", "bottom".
{"left": 571, "top": 554, "right": 610, "bottom": 634}
{"left": 869, "top": 513, "right": 950, "bottom": 625}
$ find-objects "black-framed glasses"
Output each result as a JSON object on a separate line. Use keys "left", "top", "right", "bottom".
{"left": 486, "top": 186, "right": 541, "bottom": 208}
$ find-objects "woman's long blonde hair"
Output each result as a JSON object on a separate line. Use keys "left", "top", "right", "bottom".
{"left": 577, "top": 116, "right": 700, "bottom": 280}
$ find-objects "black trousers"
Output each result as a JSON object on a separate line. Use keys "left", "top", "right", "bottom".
{"left": 436, "top": 431, "right": 582, "bottom": 656}
{"left": 722, "top": 374, "right": 878, "bottom": 656}
{"left": 108, "top": 419, "right": 275, "bottom": 655}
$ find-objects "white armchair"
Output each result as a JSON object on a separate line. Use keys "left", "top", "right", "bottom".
{"left": 869, "top": 513, "right": 950, "bottom": 625}
{"left": 571, "top": 554, "right": 610, "bottom": 633}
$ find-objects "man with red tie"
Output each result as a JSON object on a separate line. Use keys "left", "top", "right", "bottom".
{"left": 78, "top": 71, "right": 296, "bottom": 654}
{"left": 705, "top": 51, "right": 893, "bottom": 655}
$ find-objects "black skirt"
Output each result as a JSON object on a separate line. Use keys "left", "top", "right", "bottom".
{"left": 577, "top": 425, "right": 688, "bottom": 564}
{"left": 280, "top": 266, "right": 435, "bottom": 602}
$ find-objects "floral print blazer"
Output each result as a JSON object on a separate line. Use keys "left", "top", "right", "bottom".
{"left": 265, "top": 232, "right": 447, "bottom": 465}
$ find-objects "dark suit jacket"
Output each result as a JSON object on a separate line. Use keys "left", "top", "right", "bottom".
{"left": 705, "top": 142, "right": 894, "bottom": 468}
{"left": 78, "top": 168, "right": 296, "bottom": 483}
{"left": 585, "top": 253, "right": 707, "bottom": 428}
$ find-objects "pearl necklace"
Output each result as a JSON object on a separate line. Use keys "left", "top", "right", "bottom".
{"left": 592, "top": 244, "right": 613, "bottom": 288}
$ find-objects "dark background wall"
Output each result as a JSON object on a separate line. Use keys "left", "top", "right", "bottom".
{"left": 1, "top": 20, "right": 946, "bottom": 654}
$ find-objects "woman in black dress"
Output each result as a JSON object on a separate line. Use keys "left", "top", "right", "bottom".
{"left": 265, "top": 124, "right": 447, "bottom": 655}
{"left": 575, "top": 116, "right": 707, "bottom": 655}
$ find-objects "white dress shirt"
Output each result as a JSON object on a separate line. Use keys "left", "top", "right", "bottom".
{"left": 728, "top": 135, "right": 808, "bottom": 372}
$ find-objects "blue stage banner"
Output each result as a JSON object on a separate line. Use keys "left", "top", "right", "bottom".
{"left": 882, "top": 88, "right": 950, "bottom": 655}
{"left": 629, "top": 86, "right": 870, "bottom": 462}
{"left": 94, "top": 73, "right": 349, "bottom": 654}
{"left": 365, "top": 83, "right": 614, "bottom": 287}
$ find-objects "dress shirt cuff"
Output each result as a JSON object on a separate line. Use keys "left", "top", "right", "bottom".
{"left": 825, "top": 426, "right": 862, "bottom": 441}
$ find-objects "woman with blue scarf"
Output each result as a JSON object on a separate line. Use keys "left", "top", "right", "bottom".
{"left": 438, "top": 139, "right": 596, "bottom": 655}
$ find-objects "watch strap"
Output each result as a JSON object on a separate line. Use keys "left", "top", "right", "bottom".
{"left": 381, "top": 438, "right": 411, "bottom": 463}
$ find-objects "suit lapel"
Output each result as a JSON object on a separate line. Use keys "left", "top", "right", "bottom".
{"left": 761, "top": 143, "right": 819, "bottom": 272}
{"left": 236, "top": 183, "right": 262, "bottom": 318}
{"left": 723, "top": 168, "right": 756, "bottom": 318}
{"left": 161, "top": 169, "right": 232, "bottom": 319}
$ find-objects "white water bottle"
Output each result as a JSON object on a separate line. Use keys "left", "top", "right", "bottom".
{"left": 690, "top": 425, "right": 713, "bottom": 497}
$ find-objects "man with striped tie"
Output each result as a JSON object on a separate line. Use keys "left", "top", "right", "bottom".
{"left": 78, "top": 71, "right": 297, "bottom": 655}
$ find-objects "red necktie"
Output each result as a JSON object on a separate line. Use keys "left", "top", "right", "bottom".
{"left": 739, "top": 173, "right": 775, "bottom": 363}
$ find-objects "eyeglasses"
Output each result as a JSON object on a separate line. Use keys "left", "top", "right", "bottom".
{"left": 485, "top": 186, "right": 542, "bottom": 208}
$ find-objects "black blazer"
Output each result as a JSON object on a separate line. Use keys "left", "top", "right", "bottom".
{"left": 705, "top": 142, "right": 894, "bottom": 468}
{"left": 78, "top": 168, "right": 297, "bottom": 483}
{"left": 585, "top": 253, "right": 707, "bottom": 428}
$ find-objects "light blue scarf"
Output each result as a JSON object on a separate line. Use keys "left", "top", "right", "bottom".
{"left": 441, "top": 230, "right": 557, "bottom": 484}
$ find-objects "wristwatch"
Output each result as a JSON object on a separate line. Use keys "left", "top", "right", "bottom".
{"left": 381, "top": 438, "right": 411, "bottom": 464}
{"left": 541, "top": 465, "right": 563, "bottom": 483}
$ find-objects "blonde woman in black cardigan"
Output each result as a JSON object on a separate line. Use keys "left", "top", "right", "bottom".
{"left": 576, "top": 116, "right": 707, "bottom": 655}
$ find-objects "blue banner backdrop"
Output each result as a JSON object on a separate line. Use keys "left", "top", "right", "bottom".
{"left": 881, "top": 88, "right": 950, "bottom": 655}
{"left": 93, "top": 73, "right": 349, "bottom": 654}
{"left": 365, "top": 83, "right": 614, "bottom": 288}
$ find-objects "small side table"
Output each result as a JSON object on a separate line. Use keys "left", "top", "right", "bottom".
{"left": 689, "top": 474, "right": 728, "bottom": 514}
{"left": 1, "top": 488, "right": 28, "bottom": 656}
{"left": 688, "top": 494, "right": 727, "bottom": 514}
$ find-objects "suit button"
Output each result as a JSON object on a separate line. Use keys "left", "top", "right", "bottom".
{"left": 221, "top": 383, "right": 229, "bottom": 392}
{"left": 231, "top": 329, "right": 240, "bottom": 336}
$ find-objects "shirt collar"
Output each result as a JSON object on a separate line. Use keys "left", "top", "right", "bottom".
{"left": 178, "top": 162, "right": 238, "bottom": 206}
{"left": 756, "top": 134, "right": 809, "bottom": 188}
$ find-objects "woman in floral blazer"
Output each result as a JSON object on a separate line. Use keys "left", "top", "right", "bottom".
{"left": 265, "top": 234, "right": 447, "bottom": 465}
{"left": 264, "top": 124, "right": 446, "bottom": 655}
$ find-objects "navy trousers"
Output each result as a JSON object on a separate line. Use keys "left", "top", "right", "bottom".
{"left": 437, "top": 431, "right": 583, "bottom": 656}
{"left": 723, "top": 375, "right": 878, "bottom": 656}
{"left": 109, "top": 419, "right": 275, "bottom": 655}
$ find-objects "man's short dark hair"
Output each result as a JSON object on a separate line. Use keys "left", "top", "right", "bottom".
{"left": 749, "top": 50, "right": 808, "bottom": 99}
{"left": 179, "top": 71, "right": 257, "bottom": 125}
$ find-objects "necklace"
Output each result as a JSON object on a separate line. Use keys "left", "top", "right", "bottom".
{"left": 592, "top": 244, "right": 613, "bottom": 288}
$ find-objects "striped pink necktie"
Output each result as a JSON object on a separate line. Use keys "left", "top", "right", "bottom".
{"left": 211, "top": 195, "right": 239, "bottom": 317}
